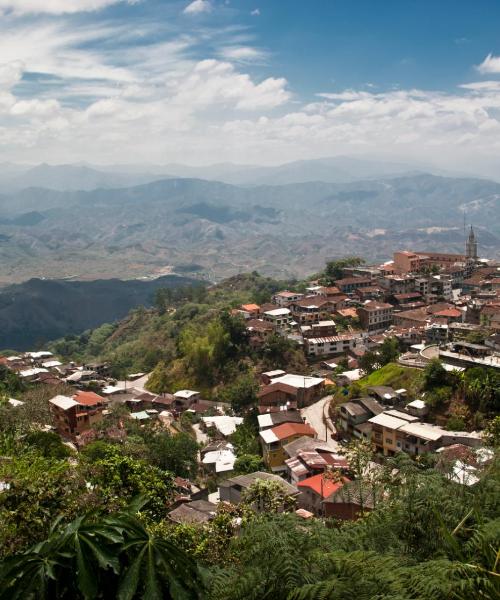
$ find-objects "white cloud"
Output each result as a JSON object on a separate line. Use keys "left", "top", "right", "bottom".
{"left": 251, "top": 8, "right": 260, "bottom": 16}
{"left": 476, "top": 53, "right": 500, "bottom": 75}
{"left": 219, "top": 45, "right": 267, "bottom": 63}
{"left": 0, "top": 60, "right": 24, "bottom": 89}
{"left": 183, "top": 0, "right": 212, "bottom": 15}
{"left": 0, "top": 0, "right": 134, "bottom": 15}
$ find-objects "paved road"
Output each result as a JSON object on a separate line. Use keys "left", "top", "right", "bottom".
{"left": 301, "top": 395, "right": 340, "bottom": 449}
{"left": 116, "top": 372, "right": 151, "bottom": 394}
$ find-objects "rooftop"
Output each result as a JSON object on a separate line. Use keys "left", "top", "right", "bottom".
{"left": 297, "top": 473, "right": 349, "bottom": 499}
{"left": 260, "top": 422, "right": 317, "bottom": 444}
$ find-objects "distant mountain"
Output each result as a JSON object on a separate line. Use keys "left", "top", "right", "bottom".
{"left": 0, "top": 163, "right": 162, "bottom": 192}
{"left": 0, "top": 275, "right": 199, "bottom": 350}
{"left": 0, "top": 172, "right": 498, "bottom": 285}
{"left": 0, "top": 156, "right": 482, "bottom": 193}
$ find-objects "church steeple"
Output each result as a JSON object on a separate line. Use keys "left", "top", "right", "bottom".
{"left": 466, "top": 225, "right": 478, "bottom": 261}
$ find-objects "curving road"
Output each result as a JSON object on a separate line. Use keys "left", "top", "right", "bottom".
{"left": 301, "top": 395, "right": 340, "bottom": 450}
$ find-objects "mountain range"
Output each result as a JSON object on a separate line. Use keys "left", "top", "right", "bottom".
{"left": 0, "top": 275, "right": 197, "bottom": 350}
{"left": 0, "top": 172, "right": 498, "bottom": 284}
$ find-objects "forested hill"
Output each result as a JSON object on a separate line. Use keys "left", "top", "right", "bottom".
{"left": 0, "top": 274, "right": 200, "bottom": 350}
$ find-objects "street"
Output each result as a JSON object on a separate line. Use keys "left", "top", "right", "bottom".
{"left": 300, "top": 395, "right": 340, "bottom": 449}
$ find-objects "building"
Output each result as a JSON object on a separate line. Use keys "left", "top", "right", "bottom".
{"left": 466, "top": 226, "right": 478, "bottom": 262}
{"left": 358, "top": 301, "right": 394, "bottom": 333}
{"left": 274, "top": 291, "right": 304, "bottom": 307}
{"left": 334, "top": 277, "right": 373, "bottom": 294}
{"left": 49, "top": 392, "right": 105, "bottom": 440}
{"left": 263, "top": 308, "right": 293, "bottom": 331}
{"left": 297, "top": 473, "right": 349, "bottom": 516}
{"left": 270, "top": 373, "right": 325, "bottom": 407}
{"left": 304, "top": 332, "right": 367, "bottom": 357}
{"left": 337, "top": 397, "right": 383, "bottom": 437}
{"left": 301, "top": 320, "right": 337, "bottom": 339}
{"left": 219, "top": 471, "right": 299, "bottom": 507}
{"left": 260, "top": 422, "right": 317, "bottom": 472}
{"left": 257, "top": 411, "right": 304, "bottom": 431}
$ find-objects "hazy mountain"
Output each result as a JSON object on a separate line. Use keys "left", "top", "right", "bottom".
{"left": 0, "top": 163, "right": 162, "bottom": 192}
{"left": 0, "top": 156, "right": 480, "bottom": 193}
{"left": 0, "top": 275, "right": 198, "bottom": 350}
{"left": 0, "top": 173, "right": 498, "bottom": 284}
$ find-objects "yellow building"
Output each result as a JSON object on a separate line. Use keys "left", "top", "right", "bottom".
{"left": 260, "top": 422, "right": 317, "bottom": 472}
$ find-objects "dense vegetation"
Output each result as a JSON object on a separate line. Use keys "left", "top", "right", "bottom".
{"left": 0, "top": 425, "right": 498, "bottom": 599}
{"left": 49, "top": 273, "right": 307, "bottom": 399}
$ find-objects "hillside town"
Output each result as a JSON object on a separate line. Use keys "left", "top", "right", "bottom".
{"left": 1, "top": 230, "right": 499, "bottom": 527}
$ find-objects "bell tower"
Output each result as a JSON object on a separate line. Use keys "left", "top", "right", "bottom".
{"left": 465, "top": 225, "right": 478, "bottom": 262}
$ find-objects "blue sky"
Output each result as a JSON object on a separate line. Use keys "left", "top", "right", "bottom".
{"left": 0, "top": 0, "right": 500, "bottom": 175}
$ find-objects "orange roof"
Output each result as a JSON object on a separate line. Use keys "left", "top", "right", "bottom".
{"left": 433, "top": 308, "right": 462, "bottom": 318}
{"left": 297, "top": 473, "right": 349, "bottom": 499}
{"left": 241, "top": 303, "right": 260, "bottom": 311}
{"left": 74, "top": 390, "right": 105, "bottom": 406}
{"left": 271, "top": 422, "right": 316, "bottom": 440}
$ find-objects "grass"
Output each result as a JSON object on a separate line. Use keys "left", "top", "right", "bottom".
{"left": 358, "top": 363, "right": 422, "bottom": 394}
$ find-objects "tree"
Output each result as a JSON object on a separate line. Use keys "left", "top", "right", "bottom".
{"left": 378, "top": 337, "right": 400, "bottom": 366}
{"left": 423, "top": 358, "right": 448, "bottom": 390}
{"left": 322, "top": 257, "right": 365, "bottom": 285}
{"left": 220, "top": 373, "right": 258, "bottom": 413}
{"left": 146, "top": 361, "right": 171, "bottom": 394}
{"left": 483, "top": 416, "right": 500, "bottom": 447}
{"left": 242, "top": 479, "right": 297, "bottom": 513}
{"left": 233, "top": 454, "right": 265, "bottom": 475}
{"left": 359, "top": 351, "right": 378, "bottom": 374}
{"left": 24, "top": 431, "right": 72, "bottom": 459}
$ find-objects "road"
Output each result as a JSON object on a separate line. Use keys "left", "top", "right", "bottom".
{"left": 115, "top": 372, "right": 151, "bottom": 394}
{"left": 301, "top": 395, "right": 340, "bottom": 450}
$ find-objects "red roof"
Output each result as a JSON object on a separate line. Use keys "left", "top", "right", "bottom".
{"left": 74, "top": 390, "right": 105, "bottom": 406}
{"left": 297, "top": 473, "right": 349, "bottom": 499}
{"left": 271, "top": 422, "right": 316, "bottom": 440}
{"left": 433, "top": 308, "right": 462, "bottom": 318}
{"left": 241, "top": 303, "right": 260, "bottom": 312}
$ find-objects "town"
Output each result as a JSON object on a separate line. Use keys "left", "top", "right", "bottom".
{"left": 1, "top": 229, "right": 498, "bottom": 532}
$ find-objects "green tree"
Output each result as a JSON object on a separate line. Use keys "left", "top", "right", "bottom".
{"left": 423, "top": 358, "right": 448, "bottom": 390}
{"left": 233, "top": 454, "right": 265, "bottom": 475}
{"left": 242, "top": 479, "right": 297, "bottom": 513}
{"left": 146, "top": 361, "right": 171, "bottom": 394}
{"left": 220, "top": 373, "right": 258, "bottom": 413}
{"left": 359, "top": 351, "right": 378, "bottom": 374}
{"left": 322, "top": 257, "right": 365, "bottom": 285}
{"left": 378, "top": 337, "right": 400, "bottom": 366}
{"left": 24, "top": 431, "right": 72, "bottom": 459}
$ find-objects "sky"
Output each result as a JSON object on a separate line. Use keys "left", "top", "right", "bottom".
{"left": 1, "top": 0, "right": 500, "bottom": 175}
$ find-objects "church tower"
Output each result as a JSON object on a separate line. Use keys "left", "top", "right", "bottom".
{"left": 465, "top": 225, "right": 478, "bottom": 261}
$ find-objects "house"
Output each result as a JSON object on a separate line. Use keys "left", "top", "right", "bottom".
{"left": 202, "top": 443, "right": 237, "bottom": 475}
{"left": 173, "top": 389, "right": 200, "bottom": 410}
{"left": 405, "top": 399, "right": 429, "bottom": 418}
{"left": 274, "top": 291, "right": 304, "bottom": 307}
{"left": 219, "top": 471, "right": 299, "bottom": 508}
{"left": 201, "top": 416, "right": 243, "bottom": 438}
{"left": 301, "top": 320, "right": 337, "bottom": 338}
{"left": 291, "top": 297, "right": 345, "bottom": 325}
{"left": 246, "top": 319, "right": 275, "bottom": 345}
{"left": 368, "top": 411, "right": 418, "bottom": 456}
{"left": 284, "top": 437, "right": 349, "bottom": 485}
{"left": 260, "top": 422, "right": 317, "bottom": 472}
{"left": 271, "top": 374, "right": 325, "bottom": 407}
{"left": 260, "top": 369, "right": 287, "bottom": 385}
{"left": 263, "top": 308, "right": 293, "bottom": 331}
{"left": 334, "top": 277, "right": 373, "bottom": 294}
{"left": 240, "top": 303, "right": 261, "bottom": 318}
{"left": 367, "top": 386, "right": 405, "bottom": 406}
{"left": 49, "top": 392, "right": 105, "bottom": 440}
{"left": 358, "top": 301, "right": 394, "bottom": 333}
{"left": 323, "top": 480, "right": 379, "bottom": 519}
{"left": 297, "top": 473, "right": 350, "bottom": 516}
{"left": 258, "top": 382, "right": 299, "bottom": 413}
{"left": 167, "top": 500, "right": 217, "bottom": 524}
{"left": 337, "top": 397, "right": 383, "bottom": 437}
{"left": 257, "top": 410, "right": 303, "bottom": 430}
{"left": 304, "top": 332, "right": 366, "bottom": 357}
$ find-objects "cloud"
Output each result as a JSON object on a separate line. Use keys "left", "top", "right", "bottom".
{"left": 183, "top": 0, "right": 212, "bottom": 15}
{"left": 219, "top": 45, "right": 267, "bottom": 63}
{"left": 251, "top": 8, "right": 260, "bottom": 16}
{"left": 476, "top": 53, "right": 500, "bottom": 75}
{"left": 0, "top": 0, "right": 134, "bottom": 15}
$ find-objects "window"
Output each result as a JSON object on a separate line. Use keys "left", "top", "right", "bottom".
{"left": 385, "top": 438, "right": 393, "bottom": 444}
